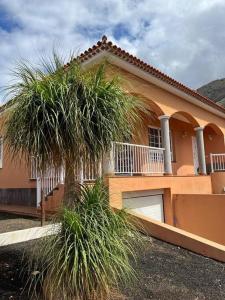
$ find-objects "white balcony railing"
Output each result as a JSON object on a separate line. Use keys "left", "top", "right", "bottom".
{"left": 210, "top": 153, "right": 225, "bottom": 172}
{"left": 34, "top": 157, "right": 102, "bottom": 206}
{"left": 32, "top": 143, "right": 165, "bottom": 206}
{"left": 30, "top": 156, "right": 39, "bottom": 179}
{"left": 113, "top": 142, "right": 165, "bottom": 175}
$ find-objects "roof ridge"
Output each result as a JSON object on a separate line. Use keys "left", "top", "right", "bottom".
{"left": 1, "top": 36, "right": 225, "bottom": 116}
{"left": 75, "top": 35, "right": 225, "bottom": 115}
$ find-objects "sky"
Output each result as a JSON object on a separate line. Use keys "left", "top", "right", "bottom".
{"left": 0, "top": 0, "right": 225, "bottom": 103}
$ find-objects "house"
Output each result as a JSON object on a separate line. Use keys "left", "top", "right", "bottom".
{"left": 1, "top": 36, "right": 225, "bottom": 245}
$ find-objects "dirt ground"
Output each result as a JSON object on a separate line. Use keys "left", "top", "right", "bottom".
{"left": 0, "top": 213, "right": 43, "bottom": 233}
{"left": 0, "top": 237, "right": 225, "bottom": 300}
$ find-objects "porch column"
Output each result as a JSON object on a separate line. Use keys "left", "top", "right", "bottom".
{"left": 159, "top": 115, "right": 172, "bottom": 175}
{"left": 195, "top": 127, "right": 207, "bottom": 175}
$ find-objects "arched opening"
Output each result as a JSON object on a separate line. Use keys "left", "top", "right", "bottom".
{"left": 169, "top": 111, "right": 200, "bottom": 175}
{"left": 204, "top": 123, "right": 225, "bottom": 172}
{"left": 114, "top": 93, "right": 166, "bottom": 175}
{"left": 170, "top": 111, "right": 200, "bottom": 128}
{"left": 130, "top": 92, "right": 165, "bottom": 117}
{"left": 129, "top": 93, "right": 165, "bottom": 146}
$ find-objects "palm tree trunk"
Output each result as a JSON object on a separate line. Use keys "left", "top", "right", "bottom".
{"left": 63, "top": 160, "right": 80, "bottom": 207}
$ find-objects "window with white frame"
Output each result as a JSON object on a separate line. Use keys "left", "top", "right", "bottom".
{"left": 0, "top": 137, "right": 3, "bottom": 168}
{"left": 148, "top": 127, "right": 174, "bottom": 161}
{"left": 148, "top": 127, "right": 162, "bottom": 148}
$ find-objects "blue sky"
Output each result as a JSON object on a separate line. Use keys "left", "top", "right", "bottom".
{"left": 0, "top": 0, "right": 225, "bottom": 103}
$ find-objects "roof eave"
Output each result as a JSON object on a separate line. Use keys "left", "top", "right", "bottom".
{"left": 82, "top": 51, "right": 225, "bottom": 119}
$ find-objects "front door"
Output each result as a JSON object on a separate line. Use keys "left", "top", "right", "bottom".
{"left": 192, "top": 136, "right": 199, "bottom": 175}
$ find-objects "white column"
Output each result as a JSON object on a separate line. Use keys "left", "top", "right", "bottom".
{"left": 159, "top": 115, "right": 172, "bottom": 175}
{"left": 195, "top": 127, "right": 207, "bottom": 175}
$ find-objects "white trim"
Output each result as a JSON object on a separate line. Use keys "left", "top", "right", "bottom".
{"left": 148, "top": 126, "right": 162, "bottom": 148}
{"left": 82, "top": 51, "right": 225, "bottom": 119}
{"left": 158, "top": 115, "right": 170, "bottom": 120}
{"left": 123, "top": 189, "right": 164, "bottom": 198}
{"left": 194, "top": 126, "right": 204, "bottom": 131}
{"left": 148, "top": 126, "right": 174, "bottom": 161}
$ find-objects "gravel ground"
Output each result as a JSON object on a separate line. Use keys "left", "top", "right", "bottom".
{"left": 0, "top": 237, "right": 225, "bottom": 299}
{"left": 0, "top": 213, "right": 42, "bottom": 233}
{"left": 120, "top": 238, "right": 225, "bottom": 300}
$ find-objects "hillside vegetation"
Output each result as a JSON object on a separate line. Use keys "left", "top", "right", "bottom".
{"left": 197, "top": 78, "right": 225, "bottom": 106}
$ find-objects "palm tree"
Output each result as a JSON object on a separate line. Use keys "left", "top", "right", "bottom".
{"left": 3, "top": 53, "right": 145, "bottom": 205}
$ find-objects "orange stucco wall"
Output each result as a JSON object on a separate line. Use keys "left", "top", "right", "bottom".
{"left": 125, "top": 210, "right": 225, "bottom": 262}
{"left": 0, "top": 146, "right": 35, "bottom": 189}
{"left": 106, "top": 64, "right": 225, "bottom": 176}
{"left": 211, "top": 172, "right": 225, "bottom": 194}
{"left": 108, "top": 175, "right": 225, "bottom": 247}
{"left": 1, "top": 62, "right": 225, "bottom": 190}
{"left": 106, "top": 64, "right": 225, "bottom": 133}
{"left": 173, "top": 194, "right": 225, "bottom": 245}
{"left": 133, "top": 115, "right": 196, "bottom": 175}
{"left": 0, "top": 114, "right": 35, "bottom": 189}
{"left": 107, "top": 175, "right": 212, "bottom": 209}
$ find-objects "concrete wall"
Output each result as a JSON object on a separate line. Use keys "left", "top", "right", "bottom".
{"left": 173, "top": 194, "right": 225, "bottom": 245}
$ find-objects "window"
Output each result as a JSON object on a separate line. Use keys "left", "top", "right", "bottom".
{"left": 0, "top": 137, "right": 3, "bottom": 168}
{"left": 148, "top": 127, "right": 162, "bottom": 148}
{"left": 148, "top": 127, "right": 174, "bottom": 161}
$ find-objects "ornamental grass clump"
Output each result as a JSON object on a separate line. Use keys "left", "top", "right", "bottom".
{"left": 27, "top": 180, "right": 144, "bottom": 300}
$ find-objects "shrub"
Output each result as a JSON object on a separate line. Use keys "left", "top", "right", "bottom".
{"left": 27, "top": 180, "right": 143, "bottom": 300}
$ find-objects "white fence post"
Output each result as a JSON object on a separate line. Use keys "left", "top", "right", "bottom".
{"left": 210, "top": 153, "right": 214, "bottom": 173}
{"left": 98, "top": 160, "right": 102, "bottom": 177}
{"left": 60, "top": 165, "right": 64, "bottom": 184}
{"left": 36, "top": 177, "right": 41, "bottom": 207}
{"left": 112, "top": 142, "right": 164, "bottom": 175}
{"left": 209, "top": 153, "right": 225, "bottom": 172}
{"left": 80, "top": 159, "right": 84, "bottom": 184}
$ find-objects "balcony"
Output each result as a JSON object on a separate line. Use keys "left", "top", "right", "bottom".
{"left": 210, "top": 153, "right": 225, "bottom": 172}
{"left": 112, "top": 142, "right": 165, "bottom": 175}
{"left": 30, "top": 142, "right": 165, "bottom": 206}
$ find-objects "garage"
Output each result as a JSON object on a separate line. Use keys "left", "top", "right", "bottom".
{"left": 122, "top": 189, "right": 164, "bottom": 222}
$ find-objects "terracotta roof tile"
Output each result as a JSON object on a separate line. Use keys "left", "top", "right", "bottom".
{"left": 76, "top": 36, "right": 225, "bottom": 115}
{"left": 1, "top": 36, "right": 225, "bottom": 116}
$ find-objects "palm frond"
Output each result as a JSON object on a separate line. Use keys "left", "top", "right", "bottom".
{"left": 3, "top": 52, "right": 147, "bottom": 172}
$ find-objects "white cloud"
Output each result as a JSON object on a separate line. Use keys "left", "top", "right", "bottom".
{"left": 0, "top": 0, "right": 225, "bottom": 102}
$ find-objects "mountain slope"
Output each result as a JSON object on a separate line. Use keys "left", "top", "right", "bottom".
{"left": 197, "top": 78, "right": 225, "bottom": 105}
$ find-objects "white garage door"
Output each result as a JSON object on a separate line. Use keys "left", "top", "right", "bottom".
{"left": 122, "top": 189, "right": 164, "bottom": 222}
